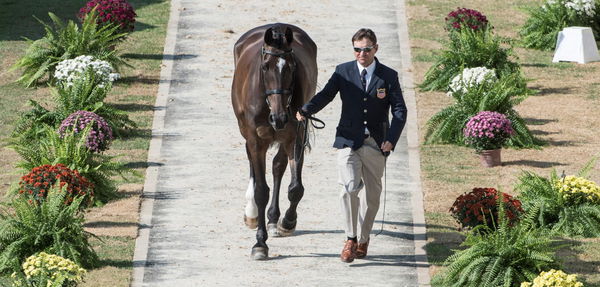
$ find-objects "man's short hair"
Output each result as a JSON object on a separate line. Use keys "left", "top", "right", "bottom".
{"left": 351, "top": 28, "right": 377, "bottom": 45}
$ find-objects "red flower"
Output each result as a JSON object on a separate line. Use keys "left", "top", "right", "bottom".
{"left": 450, "top": 187, "right": 523, "bottom": 230}
{"left": 78, "top": 0, "right": 137, "bottom": 33}
{"left": 18, "top": 164, "right": 94, "bottom": 207}
{"left": 445, "top": 7, "right": 489, "bottom": 33}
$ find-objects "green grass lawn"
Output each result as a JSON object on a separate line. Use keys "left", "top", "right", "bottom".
{"left": 0, "top": 0, "right": 169, "bottom": 286}
{"left": 407, "top": 0, "right": 600, "bottom": 285}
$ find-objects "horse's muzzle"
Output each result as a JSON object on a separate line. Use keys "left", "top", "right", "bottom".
{"left": 268, "top": 113, "right": 288, "bottom": 130}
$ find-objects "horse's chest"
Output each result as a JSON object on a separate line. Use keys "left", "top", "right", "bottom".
{"left": 255, "top": 125, "right": 293, "bottom": 142}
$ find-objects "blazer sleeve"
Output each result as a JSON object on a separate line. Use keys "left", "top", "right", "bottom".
{"left": 387, "top": 73, "right": 407, "bottom": 148}
{"left": 302, "top": 69, "right": 341, "bottom": 115}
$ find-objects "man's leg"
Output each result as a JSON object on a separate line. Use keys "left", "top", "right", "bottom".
{"left": 337, "top": 147, "right": 363, "bottom": 238}
{"left": 337, "top": 147, "right": 363, "bottom": 262}
{"left": 357, "top": 137, "right": 385, "bottom": 245}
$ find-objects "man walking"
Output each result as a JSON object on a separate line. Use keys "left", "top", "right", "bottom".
{"left": 297, "top": 28, "right": 407, "bottom": 263}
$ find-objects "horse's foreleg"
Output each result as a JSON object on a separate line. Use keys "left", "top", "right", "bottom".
{"left": 247, "top": 140, "right": 270, "bottom": 260}
{"left": 278, "top": 135, "right": 305, "bottom": 236}
{"left": 267, "top": 146, "right": 287, "bottom": 237}
{"left": 244, "top": 144, "right": 258, "bottom": 229}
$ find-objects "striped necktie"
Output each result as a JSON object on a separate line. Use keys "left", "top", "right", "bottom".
{"left": 360, "top": 69, "right": 367, "bottom": 91}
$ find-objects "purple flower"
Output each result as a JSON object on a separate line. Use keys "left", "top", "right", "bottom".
{"left": 463, "top": 111, "right": 513, "bottom": 151}
{"left": 58, "top": 111, "right": 113, "bottom": 153}
{"left": 445, "top": 7, "right": 489, "bottom": 32}
{"left": 78, "top": 0, "right": 137, "bottom": 33}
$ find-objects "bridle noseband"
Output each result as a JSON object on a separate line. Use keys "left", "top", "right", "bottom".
{"left": 261, "top": 46, "right": 295, "bottom": 109}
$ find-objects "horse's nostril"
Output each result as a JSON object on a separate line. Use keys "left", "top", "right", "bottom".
{"left": 268, "top": 114, "right": 276, "bottom": 124}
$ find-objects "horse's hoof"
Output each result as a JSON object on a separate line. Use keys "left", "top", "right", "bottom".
{"left": 277, "top": 217, "right": 296, "bottom": 237}
{"left": 251, "top": 247, "right": 269, "bottom": 260}
{"left": 244, "top": 215, "right": 258, "bottom": 229}
{"left": 267, "top": 223, "right": 280, "bottom": 237}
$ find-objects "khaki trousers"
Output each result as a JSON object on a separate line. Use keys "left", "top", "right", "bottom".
{"left": 337, "top": 136, "right": 385, "bottom": 244}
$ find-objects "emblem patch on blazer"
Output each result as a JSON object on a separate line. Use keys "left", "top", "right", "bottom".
{"left": 376, "top": 88, "right": 386, "bottom": 99}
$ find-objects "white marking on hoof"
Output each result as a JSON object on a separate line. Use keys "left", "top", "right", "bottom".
{"left": 251, "top": 247, "right": 268, "bottom": 260}
{"left": 277, "top": 217, "right": 296, "bottom": 237}
{"left": 267, "top": 223, "right": 280, "bottom": 237}
{"left": 244, "top": 215, "right": 258, "bottom": 229}
{"left": 244, "top": 178, "right": 258, "bottom": 226}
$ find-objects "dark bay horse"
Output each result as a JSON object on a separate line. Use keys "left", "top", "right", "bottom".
{"left": 231, "top": 23, "right": 317, "bottom": 260}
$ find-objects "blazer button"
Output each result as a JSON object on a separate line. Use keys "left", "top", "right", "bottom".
{"left": 363, "top": 109, "right": 367, "bottom": 113}
{"left": 363, "top": 121, "right": 367, "bottom": 125}
{"left": 363, "top": 98, "right": 367, "bottom": 101}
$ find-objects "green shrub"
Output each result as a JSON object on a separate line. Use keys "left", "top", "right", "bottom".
{"left": 11, "top": 11, "right": 127, "bottom": 87}
{"left": 12, "top": 76, "right": 136, "bottom": 139}
{"left": 432, "top": 204, "right": 559, "bottom": 287}
{"left": 0, "top": 186, "right": 98, "bottom": 275}
{"left": 515, "top": 158, "right": 600, "bottom": 237}
{"left": 52, "top": 76, "right": 136, "bottom": 136}
{"left": 419, "top": 26, "right": 522, "bottom": 92}
{"left": 10, "top": 125, "right": 134, "bottom": 204}
{"left": 519, "top": 0, "right": 600, "bottom": 51}
{"left": 424, "top": 73, "right": 542, "bottom": 148}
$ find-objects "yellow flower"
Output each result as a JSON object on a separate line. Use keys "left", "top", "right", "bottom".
{"left": 522, "top": 269, "right": 584, "bottom": 287}
{"left": 15, "top": 252, "right": 86, "bottom": 286}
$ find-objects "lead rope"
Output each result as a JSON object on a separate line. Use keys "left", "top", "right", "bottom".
{"left": 376, "top": 157, "right": 387, "bottom": 236}
{"left": 294, "top": 112, "right": 325, "bottom": 163}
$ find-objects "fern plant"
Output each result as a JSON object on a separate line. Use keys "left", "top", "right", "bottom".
{"left": 0, "top": 186, "right": 98, "bottom": 275}
{"left": 10, "top": 10, "right": 127, "bottom": 87}
{"left": 515, "top": 158, "right": 600, "bottom": 237}
{"left": 432, "top": 202, "right": 559, "bottom": 287}
{"left": 419, "top": 26, "right": 523, "bottom": 92}
{"left": 519, "top": 0, "right": 600, "bottom": 51}
{"left": 424, "top": 73, "right": 543, "bottom": 148}
{"left": 9, "top": 125, "right": 134, "bottom": 204}
{"left": 12, "top": 75, "right": 136, "bottom": 140}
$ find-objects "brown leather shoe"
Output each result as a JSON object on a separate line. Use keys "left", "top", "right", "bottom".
{"left": 340, "top": 240, "right": 357, "bottom": 263}
{"left": 356, "top": 241, "right": 369, "bottom": 259}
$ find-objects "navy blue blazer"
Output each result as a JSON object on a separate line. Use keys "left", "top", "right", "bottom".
{"left": 302, "top": 58, "right": 407, "bottom": 152}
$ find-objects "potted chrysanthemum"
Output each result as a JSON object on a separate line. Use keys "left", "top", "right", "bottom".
{"left": 450, "top": 187, "right": 523, "bottom": 230}
{"left": 463, "top": 111, "right": 514, "bottom": 167}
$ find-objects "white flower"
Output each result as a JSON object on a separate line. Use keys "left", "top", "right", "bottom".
{"left": 54, "top": 55, "right": 119, "bottom": 87}
{"left": 544, "top": 0, "right": 596, "bottom": 17}
{"left": 565, "top": 0, "right": 596, "bottom": 17}
{"left": 447, "top": 66, "right": 497, "bottom": 96}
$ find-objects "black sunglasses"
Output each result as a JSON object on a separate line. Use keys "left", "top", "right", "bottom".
{"left": 353, "top": 46, "right": 374, "bottom": 53}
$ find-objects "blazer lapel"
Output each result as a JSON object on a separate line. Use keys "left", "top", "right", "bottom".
{"left": 350, "top": 64, "right": 363, "bottom": 91}
{"left": 367, "top": 67, "right": 384, "bottom": 95}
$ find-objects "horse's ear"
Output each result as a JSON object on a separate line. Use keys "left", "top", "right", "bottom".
{"left": 285, "top": 27, "right": 294, "bottom": 46}
{"left": 264, "top": 27, "right": 274, "bottom": 46}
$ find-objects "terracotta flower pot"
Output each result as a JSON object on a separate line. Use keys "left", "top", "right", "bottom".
{"left": 479, "top": 149, "right": 501, "bottom": 168}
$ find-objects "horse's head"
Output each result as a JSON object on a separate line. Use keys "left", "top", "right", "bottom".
{"left": 261, "top": 25, "right": 296, "bottom": 130}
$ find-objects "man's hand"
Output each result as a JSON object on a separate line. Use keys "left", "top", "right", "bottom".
{"left": 296, "top": 111, "right": 306, "bottom": 121}
{"left": 381, "top": 141, "right": 393, "bottom": 153}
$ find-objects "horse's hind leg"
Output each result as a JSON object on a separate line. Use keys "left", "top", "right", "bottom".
{"left": 267, "top": 145, "right": 287, "bottom": 237}
{"left": 278, "top": 135, "right": 305, "bottom": 236}
{"left": 244, "top": 144, "right": 258, "bottom": 229}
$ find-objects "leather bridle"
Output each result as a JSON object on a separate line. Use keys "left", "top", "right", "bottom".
{"left": 261, "top": 46, "right": 295, "bottom": 109}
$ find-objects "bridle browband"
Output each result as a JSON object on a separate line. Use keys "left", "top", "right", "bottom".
{"left": 261, "top": 46, "right": 295, "bottom": 109}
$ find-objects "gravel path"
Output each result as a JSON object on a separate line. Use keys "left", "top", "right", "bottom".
{"left": 132, "top": 0, "right": 429, "bottom": 286}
